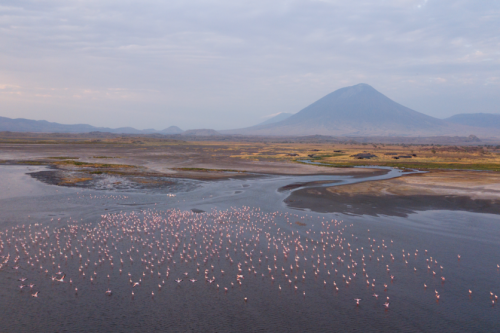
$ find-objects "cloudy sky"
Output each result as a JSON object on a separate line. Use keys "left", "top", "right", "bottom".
{"left": 1, "top": 0, "right": 499, "bottom": 130}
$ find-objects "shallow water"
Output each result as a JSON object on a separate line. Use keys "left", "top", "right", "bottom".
{"left": 0, "top": 165, "right": 499, "bottom": 333}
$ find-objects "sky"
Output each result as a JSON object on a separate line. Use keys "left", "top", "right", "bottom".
{"left": 0, "top": 0, "right": 499, "bottom": 130}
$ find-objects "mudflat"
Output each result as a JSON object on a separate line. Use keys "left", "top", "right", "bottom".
{"left": 284, "top": 170, "right": 500, "bottom": 216}
{"left": 2, "top": 136, "right": 500, "bottom": 217}
{"left": 0, "top": 141, "right": 387, "bottom": 182}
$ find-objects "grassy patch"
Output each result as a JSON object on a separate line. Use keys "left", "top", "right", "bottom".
{"left": 59, "top": 177, "right": 93, "bottom": 185}
{"left": 16, "top": 161, "right": 45, "bottom": 165}
{"left": 92, "top": 156, "right": 115, "bottom": 159}
{"left": 308, "top": 153, "right": 346, "bottom": 160}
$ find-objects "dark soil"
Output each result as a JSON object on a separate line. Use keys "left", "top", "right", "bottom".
{"left": 284, "top": 187, "right": 500, "bottom": 217}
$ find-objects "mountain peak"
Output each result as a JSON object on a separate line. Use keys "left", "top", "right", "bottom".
{"left": 320, "top": 83, "right": 379, "bottom": 102}
{"left": 225, "top": 84, "right": 451, "bottom": 136}
{"left": 351, "top": 83, "right": 373, "bottom": 89}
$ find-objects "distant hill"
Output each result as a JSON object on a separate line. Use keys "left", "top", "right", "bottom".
{"left": 0, "top": 116, "right": 183, "bottom": 134}
{"left": 160, "top": 126, "right": 184, "bottom": 134}
{"left": 445, "top": 113, "right": 500, "bottom": 129}
{"left": 223, "top": 83, "right": 494, "bottom": 137}
{"left": 256, "top": 113, "right": 293, "bottom": 126}
{"left": 181, "top": 129, "right": 220, "bottom": 136}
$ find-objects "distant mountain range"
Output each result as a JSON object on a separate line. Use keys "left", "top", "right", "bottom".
{"left": 2, "top": 84, "right": 500, "bottom": 137}
{"left": 0, "top": 116, "right": 183, "bottom": 134}
{"left": 182, "top": 129, "right": 221, "bottom": 136}
{"left": 445, "top": 113, "right": 500, "bottom": 129}
{"left": 223, "top": 84, "right": 500, "bottom": 137}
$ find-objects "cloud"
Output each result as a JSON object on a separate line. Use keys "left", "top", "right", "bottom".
{"left": 262, "top": 112, "right": 287, "bottom": 118}
{"left": 0, "top": 0, "right": 499, "bottom": 129}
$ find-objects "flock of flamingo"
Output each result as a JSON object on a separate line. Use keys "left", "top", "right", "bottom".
{"left": 1, "top": 206, "right": 499, "bottom": 309}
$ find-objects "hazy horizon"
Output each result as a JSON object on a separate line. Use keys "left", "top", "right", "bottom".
{"left": 1, "top": 0, "right": 499, "bottom": 130}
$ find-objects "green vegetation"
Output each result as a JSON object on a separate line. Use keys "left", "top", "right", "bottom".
{"left": 59, "top": 177, "right": 93, "bottom": 185}
{"left": 308, "top": 153, "right": 345, "bottom": 159}
{"left": 16, "top": 161, "right": 45, "bottom": 165}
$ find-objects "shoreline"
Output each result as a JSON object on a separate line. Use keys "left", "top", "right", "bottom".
{"left": 2, "top": 141, "right": 500, "bottom": 217}
{"left": 284, "top": 170, "right": 500, "bottom": 216}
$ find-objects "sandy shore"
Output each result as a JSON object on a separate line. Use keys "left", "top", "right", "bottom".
{"left": 284, "top": 170, "right": 500, "bottom": 216}
{"left": 325, "top": 170, "right": 500, "bottom": 199}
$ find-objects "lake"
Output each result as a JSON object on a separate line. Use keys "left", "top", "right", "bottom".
{"left": 0, "top": 165, "right": 499, "bottom": 332}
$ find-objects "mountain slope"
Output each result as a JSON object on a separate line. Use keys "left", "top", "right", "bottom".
{"left": 445, "top": 113, "right": 500, "bottom": 129}
{"left": 225, "top": 84, "right": 457, "bottom": 136}
{"left": 257, "top": 113, "right": 293, "bottom": 126}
